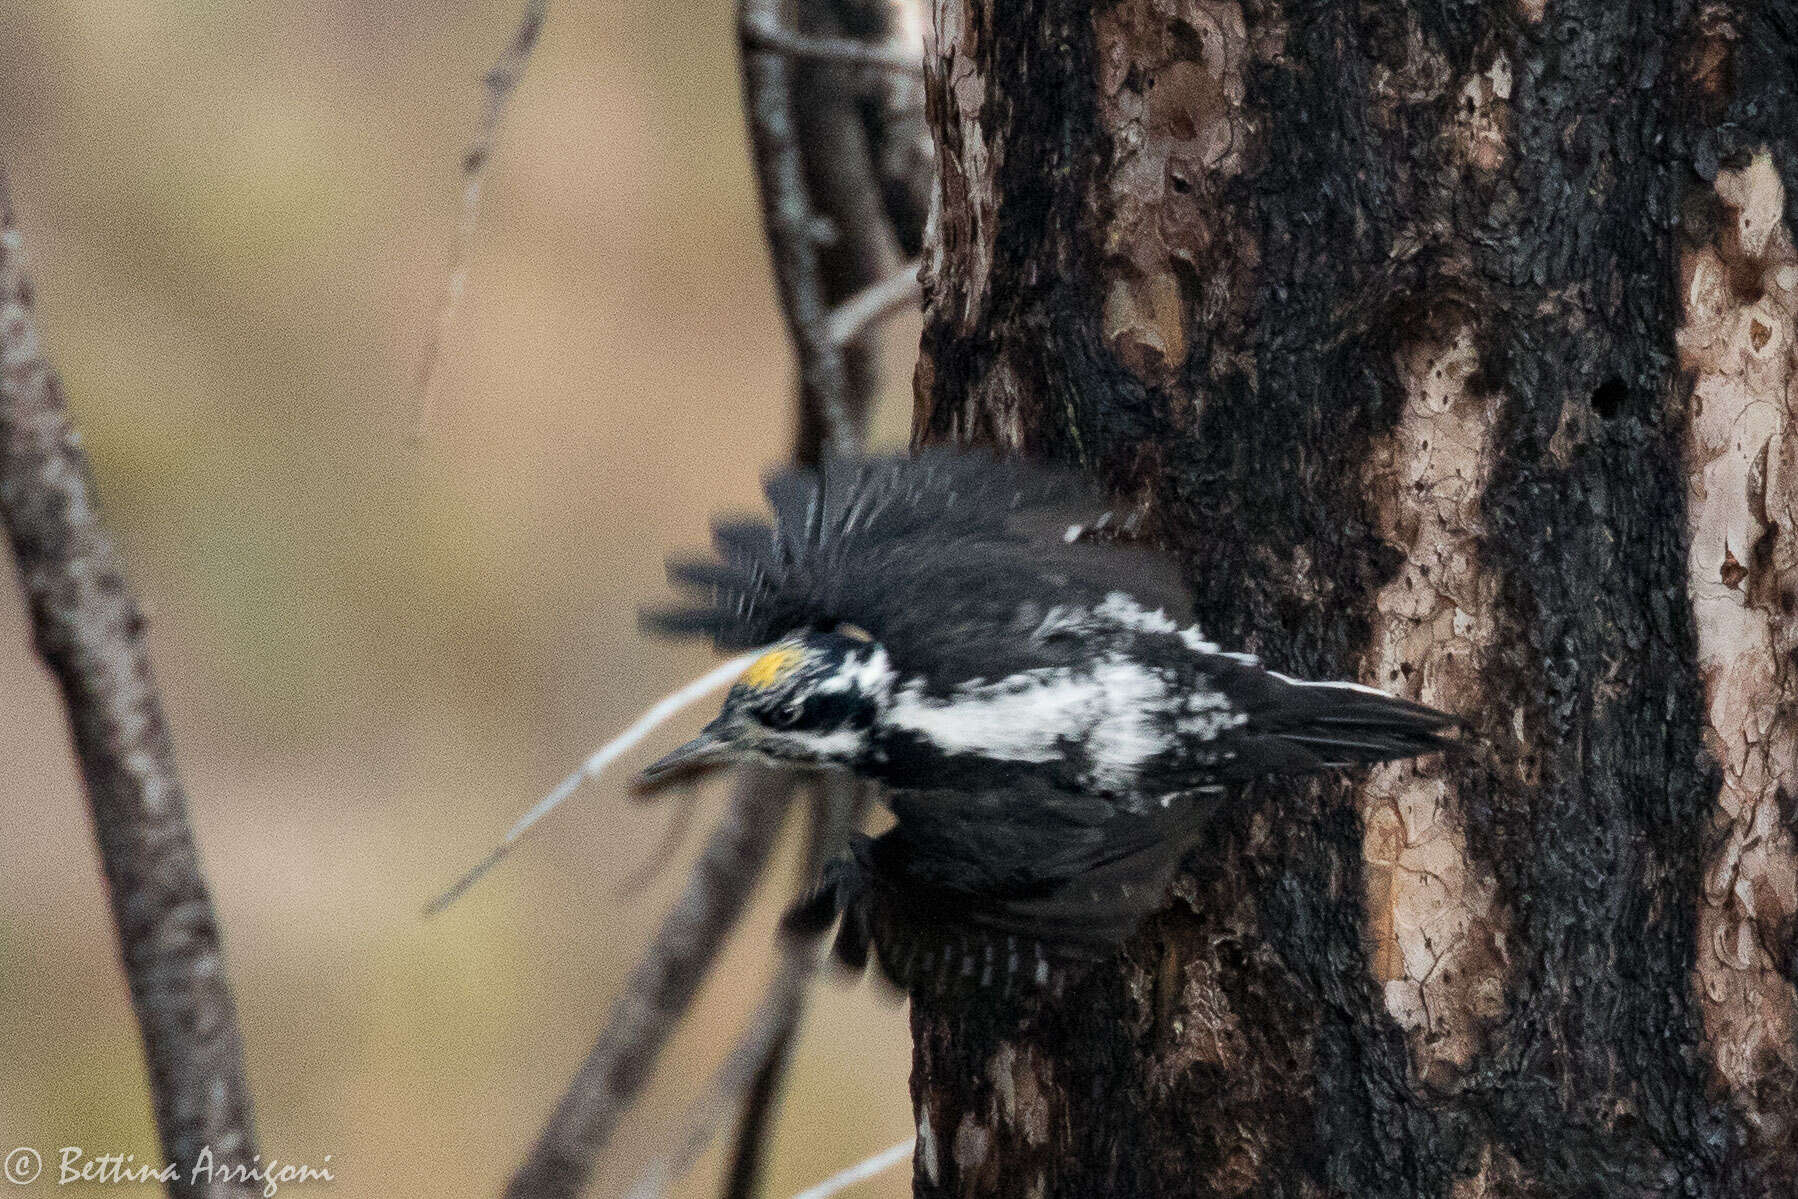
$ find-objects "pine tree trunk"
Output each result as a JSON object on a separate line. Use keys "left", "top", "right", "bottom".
{"left": 908, "top": 1, "right": 1798, "bottom": 1194}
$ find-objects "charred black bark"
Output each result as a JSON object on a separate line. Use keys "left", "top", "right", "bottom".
{"left": 910, "top": 0, "right": 1798, "bottom": 1195}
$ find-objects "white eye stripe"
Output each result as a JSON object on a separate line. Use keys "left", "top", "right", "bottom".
{"left": 815, "top": 646, "right": 896, "bottom": 695}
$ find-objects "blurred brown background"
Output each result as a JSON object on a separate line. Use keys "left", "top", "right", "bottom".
{"left": 0, "top": 2, "right": 916, "bottom": 1195}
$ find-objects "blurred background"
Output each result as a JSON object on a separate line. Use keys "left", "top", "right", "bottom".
{"left": 0, "top": 2, "right": 917, "bottom": 1195}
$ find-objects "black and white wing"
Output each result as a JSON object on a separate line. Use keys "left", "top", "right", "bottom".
{"left": 782, "top": 780, "right": 1224, "bottom": 995}
{"left": 1156, "top": 653, "right": 1461, "bottom": 786}
{"left": 644, "top": 451, "right": 1191, "bottom": 685}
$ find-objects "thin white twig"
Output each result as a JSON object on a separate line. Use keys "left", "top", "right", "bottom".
{"left": 424, "top": 650, "right": 759, "bottom": 915}
{"left": 789, "top": 1139, "right": 915, "bottom": 1199}
{"left": 827, "top": 262, "right": 922, "bottom": 347}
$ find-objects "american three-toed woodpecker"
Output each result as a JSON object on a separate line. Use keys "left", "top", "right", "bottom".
{"left": 643, "top": 452, "right": 1454, "bottom": 990}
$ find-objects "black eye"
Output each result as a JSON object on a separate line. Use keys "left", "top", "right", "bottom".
{"left": 768, "top": 700, "right": 805, "bottom": 729}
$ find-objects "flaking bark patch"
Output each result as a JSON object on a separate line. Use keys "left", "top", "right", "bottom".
{"left": 1448, "top": 51, "right": 1512, "bottom": 174}
{"left": 1450, "top": 1144, "right": 1533, "bottom": 1198}
{"left": 1361, "top": 324, "right": 1508, "bottom": 1085}
{"left": 1091, "top": 0, "right": 1257, "bottom": 388}
{"left": 1677, "top": 148, "right": 1798, "bottom": 1166}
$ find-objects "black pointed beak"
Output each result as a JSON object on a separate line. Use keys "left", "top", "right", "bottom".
{"left": 638, "top": 719, "right": 736, "bottom": 788}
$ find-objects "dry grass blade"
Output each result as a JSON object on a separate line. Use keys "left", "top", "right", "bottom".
{"left": 424, "top": 650, "right": 757, "bottom": 916}
{"left": 787, "top": 1139, "right": 914, "bottom": 1199}
{"left": 827, "top": 263, "right": 922, "bottom": 348}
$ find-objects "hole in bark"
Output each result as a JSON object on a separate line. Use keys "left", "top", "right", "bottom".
{"left": 1591, "top": 377, "right": 1630, "bottom": 420}
{"left": 1721, "top": 551, "right": 1747, "bottom": 590}
{"left": 1750, "top": 524, "right": 1776, "bottom": 594}
{"left": 1727, "top": 255, "right": 1765, "bottom": 302}
{"left": 1169, "top": 256, "right": 1202, "bottom": 326}
{"left": 1168, "top": 20, "right": 1207, "bottom": 64}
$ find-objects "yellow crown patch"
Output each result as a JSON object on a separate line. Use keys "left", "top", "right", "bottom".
{"left": 741, "top": 645, "right": 804, "bottom": 690}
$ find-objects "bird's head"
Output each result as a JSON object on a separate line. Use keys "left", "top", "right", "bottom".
{"left": 639, "top": 629, "right": 893, "bottom": 785}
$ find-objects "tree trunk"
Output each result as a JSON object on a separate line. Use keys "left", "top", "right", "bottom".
{"left": 908, "top": 1, "right": 1798, "bottom": 1195}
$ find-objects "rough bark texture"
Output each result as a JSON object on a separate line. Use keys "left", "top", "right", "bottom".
{"left": 910, "top": 1, "right": 1798, "bottom": 1195}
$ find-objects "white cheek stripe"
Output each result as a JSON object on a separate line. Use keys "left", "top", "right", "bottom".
{"left": 773, "top": 728, "right": 868, "bottom": 761}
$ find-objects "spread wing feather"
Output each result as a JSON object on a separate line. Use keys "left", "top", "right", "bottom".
{"left": 644, "top": 451, "right": 1191, "bottom": 685}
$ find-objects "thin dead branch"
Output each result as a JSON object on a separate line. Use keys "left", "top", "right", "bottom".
{"left": 720, "top": 777, "right": 867, "bottom": 1199}
{"left": 0, "top": 171, "right": 260, "bottom": 1190}
{"left": 505, "top": 767, "right": 798, "bottom": 1199}
{"left": 625, "top": 943, "right": 814, "bottom": 1199}
{"left": 424, "top": 650, "right": 757, "bottom": 917}
{"left": 417, "top": 0, "right": 549, "bottom": 438}
{"left": 740, "top": 0, "right": 859, "bottom": 460}
{"left": 720, "top": 1019, "right": 800, "bottom": 1199}
{"left": 627, "top": 779, "right": 868, "bottom": 1199}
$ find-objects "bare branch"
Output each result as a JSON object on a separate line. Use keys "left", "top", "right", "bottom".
{"left": 626, "top": 942, "right": 814, "bottom": 1199}
{"left": 864, "top": 0, "right": 933, "bottom": 261}
{"left": 742, "top": 10, "right": 924, "bottom": 74}
{"left": 0, "top": 171, "right": 260, "bottom": 1190}
{"left": 720, "top": 1015, "right": 800, "bottom": 1199}
{"left": 417, "top": 0, "right": 549, "bottom": 438}
{"left": 719, "top": 776, "right": 867, "bottom": 1199}
{"left": 827, "top": 263, "right": 922, "bottom": 348}
{"left": 740, "top": 0, "right": 859, "bottom": 460}
{"left": 620, "top": 779, "right": 866, "bottom": 1199}
{"left": 505, "top": 768, "right": 798, "bottom": 1199}
{"left": 698, "top": 3, "right": 928, "bottom": 1187}
{"left": 508, "top": 3, "right": 924, "bottom": 1192}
